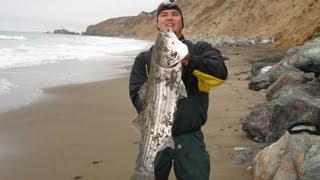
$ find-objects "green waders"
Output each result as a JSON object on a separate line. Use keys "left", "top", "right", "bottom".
{"left": 154, "top": 131, "right": 210, "bottom": 180}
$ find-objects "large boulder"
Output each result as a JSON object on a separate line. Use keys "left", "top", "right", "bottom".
{"left": 243, "top": 87, "right": 320, "bottom": 143}
{"left": 252, "top": 131, "right": 320, "bottom": 180}
{"left": 294, "top": 37, "right": 320, "bottom": 77}
{"left": 266, "top": 72, "right": 315, "bottom": 100}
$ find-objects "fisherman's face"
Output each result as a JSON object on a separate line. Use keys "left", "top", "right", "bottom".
{"left": 157, "top": 9, "right": 183, "bottom": 38}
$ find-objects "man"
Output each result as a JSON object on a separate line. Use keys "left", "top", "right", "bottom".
{"left": 129, "top": 2, "right": 228, "bottom": 180}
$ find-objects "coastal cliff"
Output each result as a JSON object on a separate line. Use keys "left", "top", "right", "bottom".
{"left": 84, "top": 0, "right": 320, "bottom": 47}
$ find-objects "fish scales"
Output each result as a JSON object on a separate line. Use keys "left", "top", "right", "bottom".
{"left": 131, "top": 29, "right": 188, "bottom": 179}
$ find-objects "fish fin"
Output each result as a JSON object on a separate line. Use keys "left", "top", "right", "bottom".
{"left": 131, "top": 114, "right": 145, "bottom": 141}
{"left": 159, "top": 136, "right": 174, "bottom": 151}
{"left": 179, "top": 81, "right": 187, "bottom": 98}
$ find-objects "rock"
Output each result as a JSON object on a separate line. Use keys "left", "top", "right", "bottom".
{"left": 53, "top": 29, "right": 79, "bottom": 35}
{"left": 266, "top": 72, "right": 315, "bottom": 100}
{"left": 300, "top": 142, "right": 320, "bottom": 180}
{"left": 248, "top": 74, "right": 271, "bottom": 91}
{"left": 252, "top": 131, "right": 320, "bottom": 180}
{"left": 296, "top": 77, "right": 320, "bottom": 99}
{"left": 232, "top": 147, "right": 262, "bottom": 165}
{"left": 294, "top": 37, "right": 320, "bottom": 77}
{"left": 243, "top": 87, "right": 320, "bottom": 143}
{"left": 268, "top": 66, "right": 302, "bottom": 83}
{"left": 260, "top": 66, "right": 272, "bottom": 74}
{"left": 189, "top": 35, "right": 275, "bottom": 46}
{"left": 251, "top": 63, "right": 275, "bottom": 76}
{"left": 242, "top": 101, "right": 274, "bottom": 143}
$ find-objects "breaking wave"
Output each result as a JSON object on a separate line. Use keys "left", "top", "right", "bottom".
{"left": 0, "top": 35, "right": 27, "bottom": 40}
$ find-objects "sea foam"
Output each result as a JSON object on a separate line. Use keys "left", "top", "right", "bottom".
{"left": 0, "top": 78, "right": 18, "bottom": 95}
{"left": 0, "top": 32, "right": 152, "bottom": 70}
{"left": 0, "top": 35, "right": 27, "bottom": 40}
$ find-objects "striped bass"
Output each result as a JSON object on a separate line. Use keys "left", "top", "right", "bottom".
{"left": 131, "top": 29, "right": 188, "bottom": 179}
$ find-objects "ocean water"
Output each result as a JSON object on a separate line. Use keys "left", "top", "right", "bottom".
{"left": 0, "top": 31, "right": 152, "bottom": 113}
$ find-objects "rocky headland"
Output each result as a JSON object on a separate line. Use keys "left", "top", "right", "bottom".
{"left": 83, "top": 0, "right": 320, "bottom": 48}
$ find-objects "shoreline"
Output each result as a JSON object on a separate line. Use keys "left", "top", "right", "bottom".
{"left": 0, "top": 45, "right": 287, "bottom": 179}
{"left": 0, "top": 50, "right": 141, "bottom": 114}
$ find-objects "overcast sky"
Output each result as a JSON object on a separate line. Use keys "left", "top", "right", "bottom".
{"left": 0, "top": 0, "right": 163, "bottom": 32}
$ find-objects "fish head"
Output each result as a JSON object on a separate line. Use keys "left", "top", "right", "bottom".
{"left": 154, "top": 29, "right": 188, "bottom": 68}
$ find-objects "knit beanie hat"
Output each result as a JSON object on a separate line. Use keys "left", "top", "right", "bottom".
{"left": 156, "top": 2, "right": 184, "bottom": 29}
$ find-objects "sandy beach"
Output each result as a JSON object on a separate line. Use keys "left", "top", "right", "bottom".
{"left": 0, "top": 45, "right": 286, "bottom": 180}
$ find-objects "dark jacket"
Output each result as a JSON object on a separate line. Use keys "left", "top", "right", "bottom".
{"left": 129, "top": 38, "right": 228, "bottom": 136}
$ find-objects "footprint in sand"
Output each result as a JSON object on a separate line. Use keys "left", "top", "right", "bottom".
{"left": 73, "top": 175, "right": 83, "bottom": 180}
{"left": 91, "top": 160, "right": 103, "bottom": 166}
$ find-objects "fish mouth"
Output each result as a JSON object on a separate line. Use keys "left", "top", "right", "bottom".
{"left": 164, "top": 28, "right": 173, "bottom": 33}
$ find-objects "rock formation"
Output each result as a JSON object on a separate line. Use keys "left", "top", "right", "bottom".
{"left": 53, "top": 29, "right": 80, "bottom": 35}
{"left": 243, "top": 38, "right": 320, "bottom": 144}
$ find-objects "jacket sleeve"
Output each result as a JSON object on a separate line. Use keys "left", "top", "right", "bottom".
{"left": 129, "top": 52, "right": 148, "bottom": 113}
{"left": 186, "top": 41, "right": 228, "bottom": 92}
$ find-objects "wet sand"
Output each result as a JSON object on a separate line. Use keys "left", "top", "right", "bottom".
{"left": 0, "top": 45, "right": 286, "bottom": 180}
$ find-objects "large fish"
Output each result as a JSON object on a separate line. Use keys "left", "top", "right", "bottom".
{"left": 131, "top": 29, "right": 188, "bottom": 179}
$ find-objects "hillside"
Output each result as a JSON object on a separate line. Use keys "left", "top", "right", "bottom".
{"left": 84, "top": 0, "right": 320, "bottom": 47}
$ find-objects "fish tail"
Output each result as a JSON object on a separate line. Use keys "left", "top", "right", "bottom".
{"left": 130, "top": 170, "right": 155, "bottom": 180}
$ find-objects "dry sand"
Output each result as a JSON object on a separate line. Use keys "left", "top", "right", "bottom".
{"left": 0, "top": 45, "right": 286, "bottom": 180}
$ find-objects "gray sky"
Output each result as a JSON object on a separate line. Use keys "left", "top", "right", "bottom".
{"left": 0, "top": 0, "right": 163, "bottom": 32}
